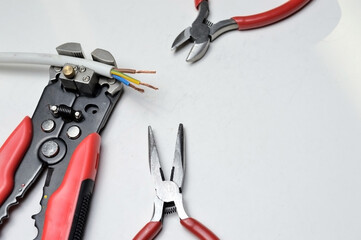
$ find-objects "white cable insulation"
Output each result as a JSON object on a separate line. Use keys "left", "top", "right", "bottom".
{"left": 0, "top": 52, "right": 113, "bottom": 77}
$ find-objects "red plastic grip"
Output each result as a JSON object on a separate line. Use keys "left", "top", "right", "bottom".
{"left": 42, "top": 133, "right": 101, "bottom": 240}
{"left": 232, "top": 0, "right": 311, "bottom": 30}
{"left": 133, "top": 221, "right": 162, "bottom": 240}
{"left": 195, "top": 0, "right": 205, "bottom": 8}
{"left": 0, "top": 117, "right": 32, "bottom": 206}
{"left": 181, "top": 218, "right": 219, "bottom": 240}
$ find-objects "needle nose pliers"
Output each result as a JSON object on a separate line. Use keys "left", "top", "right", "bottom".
{"left": 172, "top": 0, "right": 312, "bottom": 63}
{"left": 133, "top": 124, "right": 219, "bottom": 240}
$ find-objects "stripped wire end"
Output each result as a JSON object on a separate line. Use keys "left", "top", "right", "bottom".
{"left": 130, "top": 84, "right": 145, "bottom": 93}
{"left": 140, "top": 83, "right": 158, "bottom": 90}
{"left": 110, "top": 69, "right": 158, "bottom": 92}
{"left": 112, "top": 74, "right": 145, "bottom": 93}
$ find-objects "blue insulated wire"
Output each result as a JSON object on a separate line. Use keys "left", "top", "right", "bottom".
{"left": 112, "top": 74, "right": 130, "bottom": 86}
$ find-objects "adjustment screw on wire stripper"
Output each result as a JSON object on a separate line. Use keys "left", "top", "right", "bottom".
{"left": 62, "top": 64, "right": 76, "bottom": 79}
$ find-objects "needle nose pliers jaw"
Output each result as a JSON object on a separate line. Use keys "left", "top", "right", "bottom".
{"left": 133, "top": 125, "right": 219, "bottom": 240}
{"left": 172, "top": 0, "right": 312, "bottom": 63}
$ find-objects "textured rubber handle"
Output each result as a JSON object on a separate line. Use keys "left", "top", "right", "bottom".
{"left": 0, "top": 116, "right": 32, "bottom": 206}
{"left": 232, "top": 0, "right": 311, "bottom": 30}
{"left": 42, "top": 133, "right": 101, "bottom": 240}
{"left": 133, "top": 221, "right": 162, "bottom": 240}
{"left": 181, "top": 218, "right": 219, "bottom": 240}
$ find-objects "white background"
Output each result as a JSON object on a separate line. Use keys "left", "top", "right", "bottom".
{"left": 0, "top": 0, "right": 360, "bottom": 239}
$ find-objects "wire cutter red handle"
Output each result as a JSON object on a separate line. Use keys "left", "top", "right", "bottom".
{"left": 195, "top": 0, "right": 311, "bottom": 30}
{"left": 181, "top": 218, "right": 219, "bottom": 240}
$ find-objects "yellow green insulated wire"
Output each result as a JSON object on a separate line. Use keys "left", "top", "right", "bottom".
{"left": 110, "top": 69, "right": 158, "bottom": 91}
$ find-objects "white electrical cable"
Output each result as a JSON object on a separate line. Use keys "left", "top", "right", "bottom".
{"left": 0, "top": 52, "right": 113, "bottom": 77}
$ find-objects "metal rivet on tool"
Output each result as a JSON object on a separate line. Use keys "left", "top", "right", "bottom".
{"left": 63, "top": 65, "right": 76, "bottom": 79}
{"left": 79, "top": 66, "right": 86, "bottom": 72}
{"left": 67, "top": 126, "right": 81, "bottom": 139}
{"left": 74, "top": 111, "right": 82, "bottom": 120}
{"left": 54, "top": 67, "right": 62, "bottom": 72}
{"left": 50, "top": 105, "right": 58, "bottom": 114}
{"left": 41, "top": 140, "right": 59, "bottom": 158}
{"left": 82, "top": 76, "right": 90, "bottom": 82}
{"left": 41, "top": 120, "right": 55, "bottom": 133}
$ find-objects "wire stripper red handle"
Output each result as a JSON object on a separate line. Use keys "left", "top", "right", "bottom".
{"left": 181, "top": 217, "right": 219, "bottom": 240}
{"left": 194, "top": 0, "right": 205, "bottom": 8}
{"left": 195, "top": 0, "right": 311, "bottom": 30}
{"left": 42, "top": 133, "right": 101, "bottom": 240}
{"left": 0, "top": 117, "right": 32, "bottom": 206}
{"left": 133, "top": 221, "right": 162, "bottom": 240}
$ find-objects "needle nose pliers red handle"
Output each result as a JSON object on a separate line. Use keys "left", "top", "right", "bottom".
{"left": 133, "top": 125, "right": 219, "bottom": 240}
{"left": 172, "top": 0, "right": 312, "bottom": 62}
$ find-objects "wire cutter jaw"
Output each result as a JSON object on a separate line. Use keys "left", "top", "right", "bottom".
{"left": 171, "top": 1, "right": 238, "bottom": 63}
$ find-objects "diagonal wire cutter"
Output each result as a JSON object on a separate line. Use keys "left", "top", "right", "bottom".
{"left": 172, "top": 0, "right": 312, "bottom": 62}
{"left": 133, "top": 124, "right": 219, "bottom": 240}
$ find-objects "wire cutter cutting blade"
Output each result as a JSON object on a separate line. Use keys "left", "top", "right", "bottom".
{"left": 172, "top": 0, "right": 311, "bottom": 63}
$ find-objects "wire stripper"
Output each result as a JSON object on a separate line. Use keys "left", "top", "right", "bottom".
{"left": 0, "top": 42, "right": 123, "bottom": 239}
